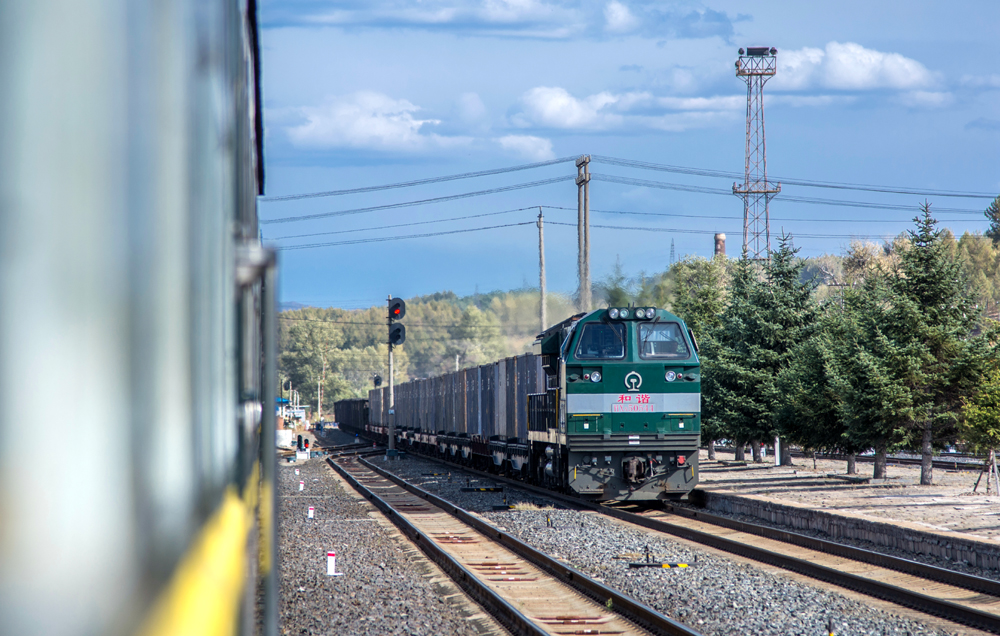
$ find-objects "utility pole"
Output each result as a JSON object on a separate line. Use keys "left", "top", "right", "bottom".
{"left": 734, "top": 47, "right": 781, "bottom": 260}
{"left": 537, "top": 207, "right": 547, "bottom": 332}
{"left": 576, "top": 155, "right": 591, "bottom": 311}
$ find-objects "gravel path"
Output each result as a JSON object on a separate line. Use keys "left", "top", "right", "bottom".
{"left": 699, "top": 450, "right": 1000, "bottom": 538}
{"left": 374, "top": 455, "right": 962, "bottom": 636}
{"left": 278, "top": 455, "right": 494, "bottom": 636}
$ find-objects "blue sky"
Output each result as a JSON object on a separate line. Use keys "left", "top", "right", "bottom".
{"left": 258, "top": 0, "right": 1000, "bottom": 309}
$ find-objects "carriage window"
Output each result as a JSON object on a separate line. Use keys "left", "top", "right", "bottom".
{"left": 574, "top": 323, "right": 626, "bottom": 359}
{"left": 638, "top": 322, "right": 690, "bottom": 359}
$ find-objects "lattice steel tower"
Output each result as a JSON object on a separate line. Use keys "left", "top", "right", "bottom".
{"left": 733, "top": 47, "right": 781, "bottom": 260}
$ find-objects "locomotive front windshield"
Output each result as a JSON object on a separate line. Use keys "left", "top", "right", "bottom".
{"left": 575, "top": 322, "right": 626, "bottom": 359}
{"left": 638, "top": 322, "right": 690, "bottom": 359}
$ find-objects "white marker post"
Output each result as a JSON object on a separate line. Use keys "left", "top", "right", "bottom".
{"left": 308, "top": 507, "right": 314, "bottom": 519}
{"left": 327, "top": 550, "right": 344, "bottom": 576}
{"left": 299, "top": 480, "right": 304, "bottom": 491}
{"left": 295, "top": 468, "right": 300, "bottom": 476}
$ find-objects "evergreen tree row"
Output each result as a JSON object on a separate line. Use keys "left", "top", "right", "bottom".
{"left": 678, "top": 204, "right": 1000, "bottom": 482}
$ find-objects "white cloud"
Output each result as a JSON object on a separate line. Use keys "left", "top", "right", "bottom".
{"left": 286, "top": 91, "right": 470, "bottom": 151}
{"left": 604, "top": 1, "right": 639, "bottom": 33}
{"left": 771, "top": 42, "right": 937, "bottom": 91}
{"left": 767, "top": 94, "right": 853, "bottom": 108}
{"left": 899, "top": 90, "right": 954, "bottom": 108}
{"left": 495, "top": 134, "right": 555, "bottom": 161}
{"left": 656, "top": 95, "right": 743, "bottom": 111}
{"left": 640, "top": 110, "right": 738, "bottom": 133}
{"left": 456, "top": 92, "right": 488, "bottom": 124}
{"left": 960, "top": 74, "right": 1000, "bottom": 89}
{"left": 512, "top": 85, "right": 743, "bottom": 132}
{"left": 514, "top": 86, "right": 646, "bottom": 129}
{"left": 481, "top": 0, "right": 555, "bottom": 23}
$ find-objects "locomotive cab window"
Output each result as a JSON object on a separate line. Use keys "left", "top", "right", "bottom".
{"left": 638, "top": 322, "right": 690, "bottom": 359}
{"left": 574, "top": 323, "right": 626, "bottom": 359}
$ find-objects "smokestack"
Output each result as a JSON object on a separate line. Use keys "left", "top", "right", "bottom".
{"left": 714, "top": 233, "right": 726, "bottom": 257}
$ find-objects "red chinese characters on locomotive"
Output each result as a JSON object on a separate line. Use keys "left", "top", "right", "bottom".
{"left": 612, "top": 394, "right": 654, "bottom": 412}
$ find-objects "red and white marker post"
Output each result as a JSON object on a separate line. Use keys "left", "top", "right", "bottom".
{"left": 308, "top": 506, "right": 314, "bottom": 519}
{"left": 295, "top": 468, "right": 300, "bottom": 476}
{"left": 299, "top": 480, "right": 304, "bottom": 491}
{"left": 327, "top": 550, "right": 344, "bottom": 576}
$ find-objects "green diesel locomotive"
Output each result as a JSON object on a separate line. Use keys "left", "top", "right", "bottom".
{"left": 532, "top": 306, "right": 700, "bottom": 500}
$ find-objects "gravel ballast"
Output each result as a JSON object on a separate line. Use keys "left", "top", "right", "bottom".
{"left": 374, "top": 454, "right": 961, "bottom": 636}
{"left": 277, "top": 453, "right": 493, "bottom": 636}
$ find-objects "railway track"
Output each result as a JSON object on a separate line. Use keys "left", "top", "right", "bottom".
{"left": 382, "top": 450, "right": 1000, "bottom": 634}
{"left": 327, "top": 455, "right": 702, "bottom": 636}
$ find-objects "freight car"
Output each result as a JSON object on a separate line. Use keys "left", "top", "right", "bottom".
{"left": 338, "top": 306, "right": 700, "bottom": 501}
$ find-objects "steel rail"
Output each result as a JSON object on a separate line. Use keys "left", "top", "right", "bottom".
{"left": 338, "top": 456, "right": 703, "bottom": 636}
{"left": 329, "top": 457, "right": 549, "bottom": 636}
{"left": 655, "top": 503, "right": 1000, "bottom": 597}
{"left": 394, "top": 451, "right": 1000, "bottom": 634}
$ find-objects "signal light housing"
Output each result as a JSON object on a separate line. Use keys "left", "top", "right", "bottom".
{"left": 388, "top": 297, "right": 406, "bottom": 321}
{"left": 389, "top": 323, "right": 406, "bottom": 346}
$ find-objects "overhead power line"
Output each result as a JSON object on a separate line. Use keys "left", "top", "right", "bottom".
{"left": 266, "top": 203, "right": 984, "bottom": 243}
{"left": 591, "top": 155, "right": 996, "bottom": 199}
{"left": 591, "top": 174, "right": 982, "bottom": 213}
{"left": 540, "top": 205, "right": 985, "bottom": 223}
{"left": 261, "top": 176, "right": 574, "bottom": 225}
{"left": 545, "top": 221, "right": 933, "bottom": 240}
{"left": 276, "top": 221, "right": 535, "bottom": 251}
{"left": 260, "top": 156, "right": 578, "bottom": 202}
{"left": 269, "top": 206, "right": 539, "bottom": 241}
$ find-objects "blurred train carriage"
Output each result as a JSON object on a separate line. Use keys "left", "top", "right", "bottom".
{"left": 338, "top": 306, "right": 701, "bottom": 502}
{"left": 0, "top": 2, "right": 277, "bottom": 636}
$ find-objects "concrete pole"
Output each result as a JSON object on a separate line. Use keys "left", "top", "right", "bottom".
{"left": 537, "top": 208, "right": 546, "bottom": 332}
{"left": 583, "top": 157, "right": 591, "bottom": 311}
{"left": 576, "top": 161, "right": 585, "bottom": 311}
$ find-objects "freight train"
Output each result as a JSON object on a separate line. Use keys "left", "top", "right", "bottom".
{"left": 337, "top": 306, "right": 701, "bottom": 501}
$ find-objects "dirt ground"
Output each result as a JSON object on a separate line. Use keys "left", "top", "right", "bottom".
{"left": 697, "top": 449, "right": 1000, "bottom": 540}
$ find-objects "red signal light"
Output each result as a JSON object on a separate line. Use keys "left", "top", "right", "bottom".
{"left": 677, "top": 455, "right": 685, "bottom": 465}
{"left": 388, "top": 297, "right": 406, "bottom": 321}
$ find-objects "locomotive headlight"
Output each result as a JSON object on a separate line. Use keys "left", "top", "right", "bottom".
{"left": 620, "top": 309, "right": 629, "bottom": 318}
{"left": 608, "top": 308, "right": 619, "bottom": 319}
{"left": 665, "top": 371, "right": 677, "bottom": 382}
{"left": 590, "top": 371, "right": 602, "bottom": 382}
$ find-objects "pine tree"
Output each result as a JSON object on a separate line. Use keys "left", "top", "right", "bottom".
{"left": 892, "top": 203, "right": 980, "bottom": 484}
{"left": 703, "top": 236, "right": 817, "bottom": 463}
{"left": 985, "top": 195, "right": 1000, "bottom": 244}
{"left": 829, "top": 275, "right": 923, "bottom": 478}
{"left": 670, "top": 255, "right": 727, "bottom": 336}
{"left": 669, "top": 255, "right": 727, "bottom": 457}
{"left": 776, "top": 307, "right": 860, "bottom": 465}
